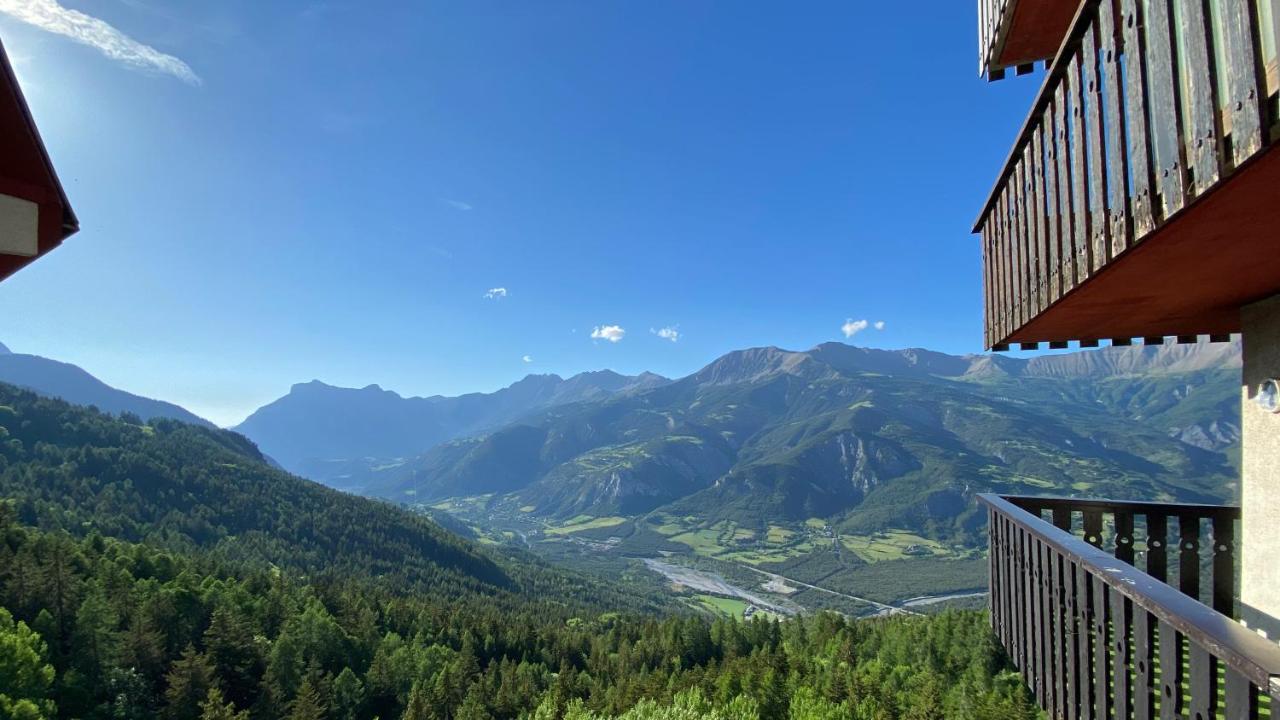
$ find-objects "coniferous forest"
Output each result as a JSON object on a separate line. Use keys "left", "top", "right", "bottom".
{"left": 0, "top": 383, "right": 1039, "bottom": 719}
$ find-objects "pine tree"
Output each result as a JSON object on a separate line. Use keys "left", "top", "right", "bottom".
{"left": 198, "top": 687, "right": 249, "bottom": 720}
{"left": 203, "top": 606, "right": 261, "bottom": 710}
{"left": 401, "top": 680, "right": 432, "bottom": 720}
{"left": 286, "top": 676, "right": 327, "bottom": 720}
{"left": 163, "top": 646, "right": 217, "bottom": 720}
{"left": 332, "top": 667, "right": 366, "bottom": 720}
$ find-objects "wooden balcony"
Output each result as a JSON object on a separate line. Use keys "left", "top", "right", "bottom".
{"left": 979, "top": 0, "right": 1080, "bottom": 80}
{"left": 973, "top": 0, "right": 1280, "bottom": 351}
{"left": 980, "top": 494, "right": 1280, "bottom": 718}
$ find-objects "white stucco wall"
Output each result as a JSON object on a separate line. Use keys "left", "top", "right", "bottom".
{"left": 1241, "top": 293, "right": 1280, "bottom": 640}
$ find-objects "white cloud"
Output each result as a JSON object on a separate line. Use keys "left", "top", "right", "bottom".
{"left": 441, "top": 198, "right": 473, "bottom": 211}
{"left": 841, "top": 319, "right": 869, "bottom": 338}
{"left": 483, "top": 287, "right": 507, "bottom": 300}
{"left": 591, "top": 325, "right": 625, "bottom": 343}
{"left": 0, "top": 0, "right": 201, "bottom": 85}
{"left": 874, "top": 321, "right": 886, "bottom": 331}
{"left": 651, "top": 326, "right": 680, "bottom": 343}
{"left": 522, "top": 355, "right": 533, "bottom": 363}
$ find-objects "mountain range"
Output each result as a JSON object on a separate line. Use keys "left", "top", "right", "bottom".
{"left": 0, "top": 337, "right": 1242, "bottom": 549}
{"left": 0, "top": 341, "right": 214, "bottom": 427}
{"left": 227, "top": 340, "right": 1241, "bottom": 546}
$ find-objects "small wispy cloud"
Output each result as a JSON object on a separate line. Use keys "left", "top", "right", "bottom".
{"left": 651, "top": 326, "right": 680, "bottom": 343}
{"left": 483, "top": 287, "right": 508, "bottom": 300}
{"left": 0, "top": 0, "right": 202, "bottom": 85}
{"left": 842, "top": 318, "right": 886, "bottom": 339}
{"left": 441, "top": 198, "right": 473, "bottom": 211}
{"left": 591, "top": 325, "right": 625, "bottom": 343}
{"left": 522, "top": 355, "right": 533, "bottom": 363}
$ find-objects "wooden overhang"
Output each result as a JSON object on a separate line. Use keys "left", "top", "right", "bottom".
{"left": 972, "top": 0, "right": 1280, "bottom": 351}
{"left": 0, "top": 36, "right": 78, "bottom": 283}
{"left": 978, "top": 0, "right": 1079, "bottom": 80}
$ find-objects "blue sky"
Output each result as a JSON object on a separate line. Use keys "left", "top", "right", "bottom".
{"left": 0, "top": 0, "right": 1040, "bottom": 426}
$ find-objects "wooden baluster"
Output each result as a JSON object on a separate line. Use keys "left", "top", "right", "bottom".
{"left": 1111, "top": 589, "right": 1131, "bottom": 720}
{"left": 1118, "top": 0, "right": 1155, "bottom": 238}
{"left": 988, "top": 508, "right": 999, "bottom": 631}
{"left": 1053, "top": 506, "right": 1073, "bottom": 532}
{"left": 1077, "top": 562, "right": 1097, "bottom": 720}
{"left": 1093, "top": 574, "right": 1112, "bottom": 719}
{"left": 1222, "top": 668, "right": 1258, "bottom": 720}
{"left": 1033, "top": 538, "right": 1047, "bottom": 706}
{"left": 1084, "top": 510, "right": 1104, "bottom": 549}
{"left": 1097, "top": 0, "right": 1131, "bottom": 257}
{"left": 1134, "top": 608, "right": 1155, "bottom": 720}
{"left": 1158, "top": 620, "right": 1182, "bottom": 720}
{"left": 1212, "top": 514, "right": 1236, "bottom": 617}
{"left": 1032, "top": 126, "right": 1049, "bottom": 314}
{"left": 1175, "top": 0, "right": 1222, "bottom": 196}
{"left": 1014, "top": 159, "right": 1029, "bottom": 329}
{"left": 1115, "top": 510, "right": 1135, "bottom": 565}
{"left": 1068, "top": 53, "right": 1092, "bottom": 285}
{"left": 1042, "top": 541, "right": 1059, "bottom": 716}
{"left": 1044, "top": 102, "right": 1063, "bottom": 306}
{"left": 1055, "top": 552, "right": 1073, "bottom": 720}
{"left": 1188, "top": 644, "right": 1218, "bottom": 720}
{"left": 1179, "top": 515, "right": 1201, "bottom": 601}
{"left": 1218, "top": 0, "right": 1265, "bottom": 168}
{"left": 1082, "top": 23, "right": 1110, "bottom": 274}
{"left": 1146, "top": 513, "right": 1168, "bottom": 583}
{"left": 1143, "top": 0, "right": 1188, "bottom": 220}
{"left": 1024, "top": 141, "right": 1043, "bottom": 318}
{"left": 1055, "top": 82, "right": 1078, "bottom": 295}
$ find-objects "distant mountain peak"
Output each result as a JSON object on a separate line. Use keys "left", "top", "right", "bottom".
{"left": 0, "top": 341, "right": 9, "bottom": 354}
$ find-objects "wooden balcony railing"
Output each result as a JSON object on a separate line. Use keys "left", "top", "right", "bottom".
{"left": 979, "top": 493, "right": 1280, "bottom": 719}
{"left": 978, "top": 0, "right": 1015, "bottom": 78}
{"left": 974, "top": 0, "right": 1280, "bottom": 350}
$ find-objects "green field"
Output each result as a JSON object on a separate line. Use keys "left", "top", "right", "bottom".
{"left": 839, "top": 530, "right": 957, "bottom": 563}
{"left": 544, "top": 515, "right": 628, "bottom": 535}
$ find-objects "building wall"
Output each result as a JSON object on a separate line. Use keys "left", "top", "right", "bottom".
{"left": 1241, "top": 292, "right": 1280, "bottom": 640}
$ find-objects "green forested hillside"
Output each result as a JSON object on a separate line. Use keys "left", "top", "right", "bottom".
{"left": 0, "top": 383, "right": 661, "bottom": 612}
{"left": 0, "top": 512, "right": 1036, "bottom": 719}
{"left": 0, "top": 381, "right": 1040, "bottom": 719}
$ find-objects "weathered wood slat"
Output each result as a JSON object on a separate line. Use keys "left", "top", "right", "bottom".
{"left": 1034, "top": 538, "right": 1048, "bottom": 705}
{"left": 1119, "top": 0, "right": 1155, "bottom": 238}
{"left": 1044, "top": 102, "right": 1062, "bottom": 305}
{"left": 1068, "top": 53, "right": 1093, "bottom": 285}
{"left": 1111, "top": 588, "right": 1131, "bottom": 720}
{"left": 1082, "top": 24, "right": 1110, "bottom": 274}
{"left": 1097, "top": 0, "right": 1130, "bottom": 257}
{"left": 1083, "top": 509, "right": 1104, "bottom": 549}
{"left": 1189, "top": 643, "right": 1217, "bottom": 720}
{"left": 1134, "top": 608, "right": 1155, "bottom": 720}
{"left": 1054, "top": 82, "right": 1077, "bottom": 296}
{"left": 1076, "top": 560, "right": 1096, "bottom": 719}
{"left": 1177, "top": 0, "right": 1222, "bottom": 195}
{"left": 1223, "top": 667, "right": 1258, "bottom": 720}
{"left": 1033, "top": 125, "right": 1052, "bottom": 311}
{"left": 1053, "top": 552, "right": 1071, "bottom": 719}
{"left": 1040, "top": 540, "right": 1057, "bottom": 715}
{"left": 1146, "top": 513, "right": 1168, "bottom": 582}
{"left": 1218, "top": 0, "right": 1265, "bottom": 167}
{"left": 1092, "top": 574, "right": 1111, "bottom": 719}
{"left": 1114, "top": 510, "right": 1135, "bottom": 565}
{"left": 1014, "top": 161, "right": 1028, "bottom": 331}
{"left": 1159, "top": 620, "right": 1181, "bottom": 720}
{"left": 1027, "top": 137, "right": 1044, "bottom": 317}
{"left": 983, "top": 228, "right": 993, "bottom": 348}
{"left": 1179, "top": 515, "right": 1201, "bottom": 601}
{"left": 1143, "top": 0, "right": 1186, "bottom": 219}
{"left": 1212, "top": 514, "right": 1236, "bottom": 617}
